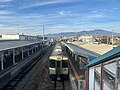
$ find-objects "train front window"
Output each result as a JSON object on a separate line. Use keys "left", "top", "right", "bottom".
{"left": 57, "top": 61, "right": 60, "bottom": 68}
{"left": 62, "top": 61, "right": 68, "bottom": 68}
{"left": 49, "top": 60, "right": 55, "bottom": 68}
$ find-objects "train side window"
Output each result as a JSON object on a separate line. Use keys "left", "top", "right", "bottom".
{"left": 103, "top": 70, "right": 115, "bottom": 89}
{"left": 94, "top": 71, "right": 100, "bottom": 85}
{"left": 62, "top": 61, "right": 68, "bottom": 68}
{"left": 118, "top": 67, "right": 120, "bottom": 80}
{"left": 49, "top": 60, "right": 55, "bottom": 68}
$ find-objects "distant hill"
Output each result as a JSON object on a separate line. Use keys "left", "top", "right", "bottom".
{"left": 46, "top": 29, "right": 120, "bottom": 38}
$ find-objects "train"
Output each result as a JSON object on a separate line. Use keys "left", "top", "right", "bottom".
{"left": 49, "top": 43, "right": 69, "bottom": 81}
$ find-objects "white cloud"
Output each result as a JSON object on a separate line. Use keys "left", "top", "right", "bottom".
{"left": 0, "top": 0, "right": 13, "bottom": 2}
{"left": 87, "top": 14, "right": 105, "bottom": 18}
{"left": 57, "top": 10, "right": 72, "bottom": 16}
{"left": 22, "top": 0, "right": 75, "bottom": 9}
{"left": 91, "top": 10, "right": 99, "bottom": 13}
{"left": 0, "top": 24, "right": 4, "bottom": 27}
{"left": 0, "top": 4, "right": 8, "bottom": 8}
{"left": 59, "top": 11, "right": 66, "bottom": 15}
{"left": 19, "top": 14, "right": 44, "bottom": 19}
{"left": 0, "top": 10, "right": 12, "bottom": 15}
{"left": 113, "top": 8, "right": 119, "bottom": 10}
{"left": 0, "top": 21, "right": 120, "bottom": 35}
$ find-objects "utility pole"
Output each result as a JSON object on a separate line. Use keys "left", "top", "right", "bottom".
{"left": 16, "top": 24, "right": 18, "bottom": 35}
{"left": 112, "top": 30, "right": 114, "bottom": 45}
{"left": 43, "top": 25, "right": 45, "bottom": 41}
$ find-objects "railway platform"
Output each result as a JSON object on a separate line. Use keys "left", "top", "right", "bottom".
{"left": 0, "top": 41, "right": 104, "bottom": 90}
{"left": 62, "top": 42, "right": 99, "bottom": 90}
{"left": 0, "top": 40, "right": 47, "bottom": 90}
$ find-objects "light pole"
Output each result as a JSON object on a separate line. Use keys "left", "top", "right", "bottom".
{"left": 112, "top": 30, "right": 114, "bottom": 45}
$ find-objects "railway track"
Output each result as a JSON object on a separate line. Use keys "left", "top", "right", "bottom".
{"left": 1, "top": 46, "right": 49, "bottom": 90}
{"left": 22, "top": 45, "right": 55, "bottom": 90}
{"left": 22, "top": 44, "right": 71, "bottom": 90}
{"left": 49, "top": 80, "right": 70, "bottom": 90}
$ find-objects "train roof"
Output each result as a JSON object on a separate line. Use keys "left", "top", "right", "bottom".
{"left": 51, "top": 43, "right": 62, "bottom": 55}
{"left": 49, "top": 43, "right": 68, "bottom": 61}
{"left": 50, "top": 48, "right": 67, "bottom": 56}
{"left": 49, "top": 55, "right": 68, "bottom": 61}
{"left": 54, "top": 43, "right": 62, "bottom": 49}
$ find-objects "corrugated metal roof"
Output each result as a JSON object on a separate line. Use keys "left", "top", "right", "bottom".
{"left": 0, "top": 40, "right": 42, "bottom": 51}
{"left": 62, "top": 42, "right": 99, "bottom": 61}
{"left": 87, "top": 45, "right": 120, "bottom": 67}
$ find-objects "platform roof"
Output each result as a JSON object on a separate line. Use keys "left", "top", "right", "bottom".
{"left": 87, "top": 45, "right": 120, "bottom": 67}
{"left": 0, "top": 40, "right": 43, "bottom": 51}
{"left": 62, "top": 42, "right": 99, "bottom": 61}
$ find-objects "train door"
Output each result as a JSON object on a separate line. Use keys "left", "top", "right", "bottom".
{"left": 55, "top": 60, "right": 61, "bottom": 81}
{"left": 56, "top": 61, "right": 61, "bottom": 74}
{"left": 62, "top": 60, "right": 68, "bottom": 74}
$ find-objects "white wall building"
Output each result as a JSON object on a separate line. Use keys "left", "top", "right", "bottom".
{"left": 79, "top": 35, "right": 95, "bottom": 43}
{"left": 2, "top": 35, "right": 20, "bottom": 40}
{"left": 2, "top": 34, "right": 39, "bottom": 40}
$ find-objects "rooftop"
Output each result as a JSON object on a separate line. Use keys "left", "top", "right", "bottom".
{"left": 62, "top": 42, "right": 99, "bottom": 61}
{"left": 87, "top": 45, "right": 120, "bottom": 67}
{"left": 70, "top": 41, "right": 114, "bottom": 55}
{"left": 0, "top": 40, "right": 42, "bottom": 51}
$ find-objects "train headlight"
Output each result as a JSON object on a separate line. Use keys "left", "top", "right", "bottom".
{"left": 49, "top": 68, "right": 56, "bottom": 74}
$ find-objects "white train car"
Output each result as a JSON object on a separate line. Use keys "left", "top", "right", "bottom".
{"left": 49, "top": 44, "right": 69, "bottom": 81}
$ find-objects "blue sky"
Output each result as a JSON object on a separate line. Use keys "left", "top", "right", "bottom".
{"left": 0, "top": 0, "right": 120, "bottom": 35}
